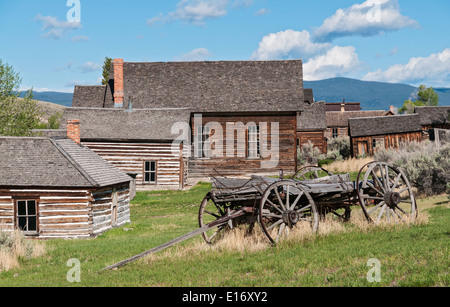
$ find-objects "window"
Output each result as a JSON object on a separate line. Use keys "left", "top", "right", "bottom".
{"left": 372, "top": 138, "right": 384, "bottom": 152}
{"left": 16, "top": 200, "right": 38, "bottom": 234}
{"left": 144, "top": 161, "right": 157, "bottom": 184}
{"left": 196, "top": 126, "right": 211, "bottom": 158}
{"left": 332, "top": 128, "right": 339, "bottom": 138}
{"left": 247, "top": 125, "right": 260, "bottom": 158}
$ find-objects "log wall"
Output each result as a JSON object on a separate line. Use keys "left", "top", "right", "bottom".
{"left": 83, "top": 142, "right": 184, "bottom": 188}
{"left": 0, "top": 184, "right": 130, "bottom": 239}
{"left": 298, "top": 130, "right": 327, "bottom": 154}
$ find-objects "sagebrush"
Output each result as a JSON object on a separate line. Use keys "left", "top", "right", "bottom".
{"left": 374, "top": 141, "right": 450, "bottom": 196}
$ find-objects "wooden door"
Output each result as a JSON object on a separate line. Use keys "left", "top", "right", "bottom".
{"left": 358, "top": 141, "right": 368, "bottom": 156}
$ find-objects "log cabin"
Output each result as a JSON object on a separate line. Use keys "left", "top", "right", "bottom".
{"left": 66, "top": 59, "right": 325, "bottom": 185}
{"left": 0, "top": 136, "right": 132, "bottom": 239}
{"left": 62, "top": 108, "right": 190, "bottom": 190}
{"left": 414, "top": 106, "right": 450, "bottom": 140}
{"left": 348, "top": 114, "right": 422, "bottom": 157}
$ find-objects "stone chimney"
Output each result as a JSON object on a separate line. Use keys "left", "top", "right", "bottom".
{"left": 113, "top": 58, "right": 124, "bottom": 108}
{"left": 390, "top": 105, "right": 395, "bottom": 113}
{"left": 67, "top": 119, "right": 81, "bottom": 144}
{"left": 341, "top": 103, "right": 346, "bottom": 113}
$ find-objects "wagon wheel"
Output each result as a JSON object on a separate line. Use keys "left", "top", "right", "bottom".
{"left": 356, "top": 162, "right": 417, "bottom": 224}
{"left": 259, "top": 181, "right": 319, "bottom": 245}
{"left": 198, "top": 193, "right": 229, "bottom": 245}
{"left": 293, "top": 165, "right": 333, "bottom": 181}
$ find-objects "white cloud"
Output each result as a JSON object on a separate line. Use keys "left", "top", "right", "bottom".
{"left": 363, "top": 48, "right": 450, "bottom": 87}
{"left": 175, "top": 48, "right": 213, "bottom": 61}
{"left": 78, "top": 62, "right": 102, "bottom": 73}
{"left": 71, "top": 35, "right": 89, "bottom": 42}
{"left": 35, "top": 14, "right": 82, "bottom": 39}
{"left": 304, "top": 46, "right": 362, "bottom": 80}
{"left": 251, "top": 29, "right": 331, "bottom": 61}
{"left": 148, "top": 0, "right": 254, "bottom": 27}
{"left": 314, "top": 0, "right": 419, "bottom": 42}
{"left": 148, "top": 0, "right": 229, "bottom": 26}
{"left": 255, "top": 8, "right": 270, "bottom": 16}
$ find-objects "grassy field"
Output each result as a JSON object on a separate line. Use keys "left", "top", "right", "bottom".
{"left": 0, "top": 182, "right": 448, "bottom": 287}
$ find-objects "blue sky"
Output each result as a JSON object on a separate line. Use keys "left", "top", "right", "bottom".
{"left": 0, "top": 0, "right": 449, "bottom": 93}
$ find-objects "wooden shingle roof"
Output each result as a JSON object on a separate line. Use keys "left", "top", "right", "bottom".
{"left": 61, "top": 107, "right": 192, "bottom": 141}
{"left": 74, "top": 60, "right": 305, "bottom": 112}
{"left": 414, "top": 106, "right": 450, "bottom": 126}
{"left": 0, "top": 137, "right": 131, "bottom": 188}
{"left": 327, "top": 111, "right": 387, "bottom": 127}
{"left": 348, "top": 114, "right": 422, "bottom": 137}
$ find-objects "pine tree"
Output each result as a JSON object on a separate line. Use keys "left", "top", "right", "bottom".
{"left": 102, "top": 57, "right": 113, "bottom": 85}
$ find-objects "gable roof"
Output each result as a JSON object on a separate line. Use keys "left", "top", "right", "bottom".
{"left": 0, "top": 137, "right": 131, "bottom": 188}
{"left": 325, "top": 103, "right": 361, "bottom": 112}
{"left": 327, "top": 111, "right": 387, "bottom": 127}
{"left": 72, "top": 85, "right": 107, "bottom": 108}
{"left": 74, "top": 60, "right": 305, "bottom": 112}
{"left": 348, "top": 114, "right": 422, "bottom": 137}
{"left": 61, "top": 107, "right": 192, "bottom": 141}
{"left": 298, "top": 101, "right": 327, "bottom": 131}
{"left": 414, "top": 106, "right": 450, "bottom": 126}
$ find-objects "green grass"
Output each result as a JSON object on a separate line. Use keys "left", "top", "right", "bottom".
{"left": 0, "top": 182, "right": 448, "bottom": 287}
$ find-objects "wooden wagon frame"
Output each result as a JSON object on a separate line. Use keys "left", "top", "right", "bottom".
{"left": 104, "top": 161, "right": 417, "bottom": 270}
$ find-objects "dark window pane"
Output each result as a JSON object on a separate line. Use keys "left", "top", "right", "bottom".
{"left": 151, "top": 162, "right": 156, "bottom": 171}
{"left": 150, "top": 173, "right": 156, "bottom": 183}
{"left": 28, "top": 217, "right": 37, "bottom": 232}
{"left": 145, "top": 173, "right": 150, "bottom": 183}
{"left": 18, "top": 201, "right": 27, "bottom": 215}
{"left": 27, "top": 201, "right": 36, "bottom": 215}
{"left": 145, "top": 162, "right": 150, "bottom": 172}
{"left": 18, "top": 217, "right": 27, "bottom": 230}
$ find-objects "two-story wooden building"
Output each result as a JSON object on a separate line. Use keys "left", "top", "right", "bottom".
{"left": 66, "top": 59, "right": 324, "bottom": 188}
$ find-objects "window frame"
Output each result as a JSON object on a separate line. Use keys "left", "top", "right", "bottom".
{"left": 332, "top": 128, "right": 339, "bottom": 139}
{"left": 196, "top": 125, "right": 211, "bottom": 159}
{"left": 14, "top": 198, "right": 39, "bottom": 235}
{"left": 143, "top": 161, "right": 157, "bottom": 184}
{"left": 247, "top": 125, "right": 260, "bottom": 159}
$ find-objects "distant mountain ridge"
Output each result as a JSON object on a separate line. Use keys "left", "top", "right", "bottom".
{"left": 304, "top": 78, "right": 450, "bottom": 111}
{"left": 26, "top": 78, "right": 450, "bottom": 110}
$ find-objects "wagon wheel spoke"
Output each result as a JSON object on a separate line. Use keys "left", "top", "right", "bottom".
{"left": 198, "top": 195, "right": 228, "bottom": 245}
{"left": 259, "top": 181, "right": 319, "bottom": 245}
{"left": 357, "top": 162, "right": 417, "bottom": 225}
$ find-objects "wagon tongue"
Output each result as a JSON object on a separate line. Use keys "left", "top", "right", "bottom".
{"left": 102, "top": 208, "right": 248, "bottom": 271}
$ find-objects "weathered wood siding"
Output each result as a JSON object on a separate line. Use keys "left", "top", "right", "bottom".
{"left": 83, "top": 142, "right": 184, "bottom": 188}
{"left": 189, "top": 114, "right": 298, "bottom": 177}
{"left": 324, "top": 127, "right": 348, "bottom": 139}
{"left": 91, "top": 183, "right": 130, "bottom": 236}
{"left": 298, "top": 130, "right": 327, "bottom": 154}
{"left": 0, "top": 184, "right": 130, "bottom": 239}
{"left": 351, "top": 131, "right": 422, "bottom": 157}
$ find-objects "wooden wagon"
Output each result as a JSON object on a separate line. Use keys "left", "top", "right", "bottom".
{"left": 104, "top": 161, "right": 417, "bottom": 270}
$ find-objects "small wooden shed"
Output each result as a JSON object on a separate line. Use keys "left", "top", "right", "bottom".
{"left": 348, "top": 114, "right": 422, "bottom": 157}
{"left": 0, "top": 137, "right": 132, "bottom": 239}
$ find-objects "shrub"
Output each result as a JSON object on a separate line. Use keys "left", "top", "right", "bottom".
{"left": 297, "top": 141, "right": 325, "bottom": 166}
{"left": 374, "top": 141, "right": 450, "bottom": 197}
{"left": 327, "top": 136, "right": 351, "bottom": 160}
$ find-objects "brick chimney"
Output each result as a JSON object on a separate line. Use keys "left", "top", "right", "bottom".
{"left": 67, "top": 119, "right": 81, "bottom": 144}
{"left": 113, "top": 58, "right": 124, "bottom": 108}
{"left": 390, "top": 105, "right": 395, "bottom": 113}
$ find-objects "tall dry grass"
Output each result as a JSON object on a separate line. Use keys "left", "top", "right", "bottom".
{"left": 142, "top": 211, "right": 428, "bottom": 265}
{"left": 0, "top": 230, "right": 46, "bottom": 272}
{"left": 326, "top": 157, "right": 374, "bottom": 174}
